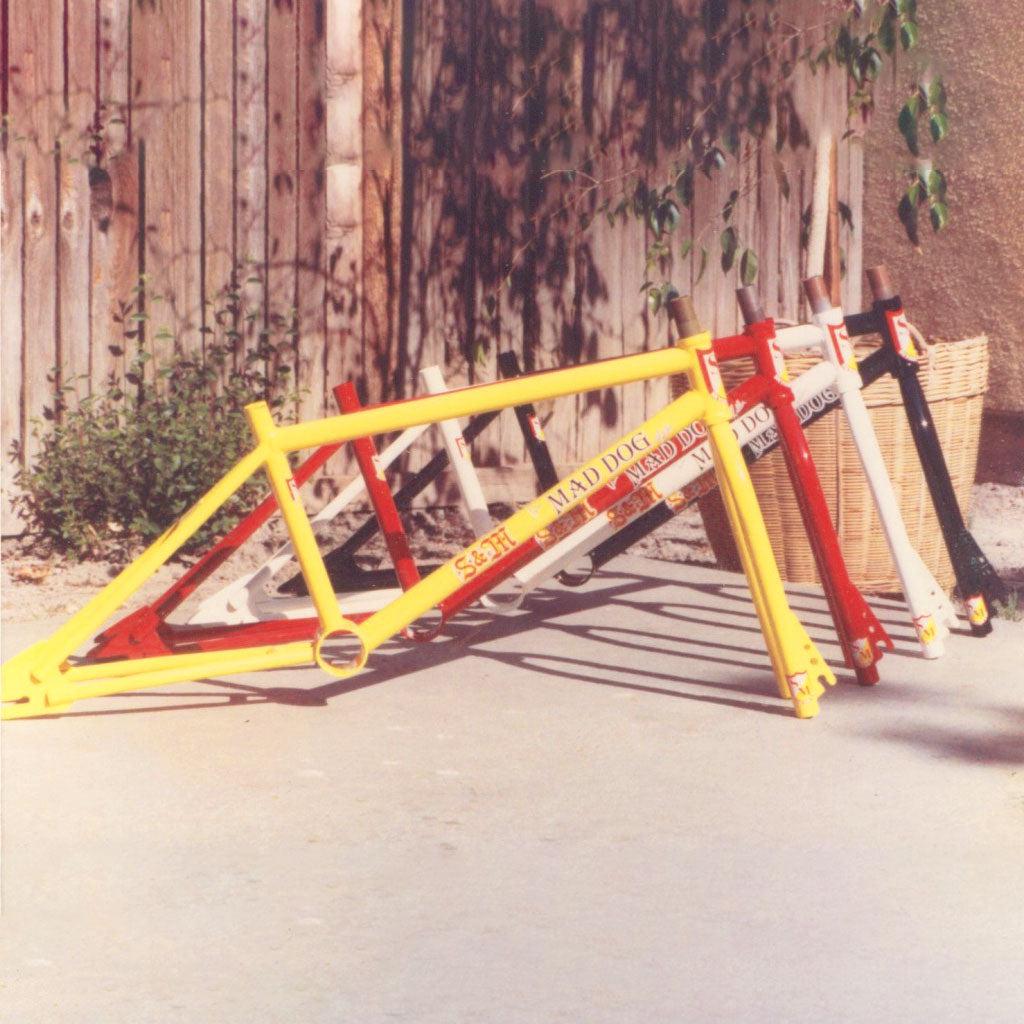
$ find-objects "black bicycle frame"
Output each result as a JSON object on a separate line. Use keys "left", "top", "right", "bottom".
{"left": 845, "top": 297, "right": 1006, "bottom": 633}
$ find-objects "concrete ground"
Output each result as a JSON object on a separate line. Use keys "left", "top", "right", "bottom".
{"left": 1, "top": 556, "right": 1022, "bottom": 1023}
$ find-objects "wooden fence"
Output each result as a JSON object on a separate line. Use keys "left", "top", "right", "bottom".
{"left": 1, "top": 1, "right": 863, "bottom": 530}
{"left": 401, "top": 0, "right": 863, "bottom": 482}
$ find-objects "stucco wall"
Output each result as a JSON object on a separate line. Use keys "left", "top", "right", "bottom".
{"left": 863, "top": 0, "right": 1024, "bottom": 415}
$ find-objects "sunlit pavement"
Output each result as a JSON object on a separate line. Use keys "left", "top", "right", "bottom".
{"left": 2, "top": 556, "right": 1023, "bottom": 1023}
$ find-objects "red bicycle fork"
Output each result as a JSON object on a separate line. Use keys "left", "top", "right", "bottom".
{"left": 718, "top": 305, "right": 892, "bottom": 683}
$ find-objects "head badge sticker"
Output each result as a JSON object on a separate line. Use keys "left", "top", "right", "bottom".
{"left": 768, "top": 335, "right": 790, "bottom": 382}
{"left": 699, "top": 349, "right": 726, "bottom": 397}
{"left": 827, "top": 321, "right": 857, "bottom": 371}
{"left": 885, "top": 309, "right": 920, "bottom": 361}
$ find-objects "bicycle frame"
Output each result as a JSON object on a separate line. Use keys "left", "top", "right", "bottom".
{"left": 2, "top": 330, "right": 835, "bottom": 720}
{"left": 86, "top": 367, "right": 510, "bottom": 658}
{"left": 162, "top": 308, "right": 914, "bottom": 673}
{"left": 799, "top": 277, "right": 958, "bottom": 656}
{"left": 725, "top": 289, "right": 891, "bottom": 683}
{"left": 845, "top": 265, "right": 1007, "bottom": 633}
{"left": 549, "top": 290, "right": 957, "bottom": 659}
{"left": 113, "top": 360, "right": 845, "bottom": 659}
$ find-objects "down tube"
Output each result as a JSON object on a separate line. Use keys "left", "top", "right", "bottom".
{"left": 9, "top": 445, "right": 268, "bottom": 675}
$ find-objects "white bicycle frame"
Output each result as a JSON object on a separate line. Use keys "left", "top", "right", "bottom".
{"left": 189, "top": 366, "right": 493, "bottom": 625}
{"left": 793, "top": 301, "right": 957, "bottom": 655}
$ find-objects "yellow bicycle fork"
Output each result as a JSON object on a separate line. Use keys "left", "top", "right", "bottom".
{"left": 666, "top": 297, "right": 835, "bottom": 716}
{"left": 2, "top": 320, "right": 833, "bottom": 720}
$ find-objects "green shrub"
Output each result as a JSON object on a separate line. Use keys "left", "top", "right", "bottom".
{"left": 12, "top": 343, "right": 299, "bottom": 561}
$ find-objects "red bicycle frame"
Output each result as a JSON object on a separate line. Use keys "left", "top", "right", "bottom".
{"left": 722, "top": 287, "right": 892, "bottom": 683}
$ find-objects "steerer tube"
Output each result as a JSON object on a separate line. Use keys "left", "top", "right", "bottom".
{"left": 736, "top": 285, "right": 766, "bottom": 327}
{"left": 866, "top": 264, "right": 897, "bottom": 302}
{"left": 804, "top": 275, "right": 832, "bottom": 315}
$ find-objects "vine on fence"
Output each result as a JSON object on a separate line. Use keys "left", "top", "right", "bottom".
{"left": 577, "top": 0, "right": 949, "bottom": 315}
{"left": 415, "top": 0, "right": 948, "bottom": 346}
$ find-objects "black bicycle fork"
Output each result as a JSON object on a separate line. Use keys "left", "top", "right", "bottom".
{"left": 847, "top": 289, "right": 1007, "bottom": 634}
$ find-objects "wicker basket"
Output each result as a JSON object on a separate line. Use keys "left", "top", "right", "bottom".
{"left": 698, "top": 333, "right": 989, "bottom": 595}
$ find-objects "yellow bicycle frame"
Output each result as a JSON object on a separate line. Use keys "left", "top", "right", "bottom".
{"left": 2, "top": 326, "right": 834, "bottom": 720}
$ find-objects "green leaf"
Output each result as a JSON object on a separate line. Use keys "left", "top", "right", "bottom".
{"left": 660, "top": 200, "right": 681, "bottom": 233}
{"left": 898, "top": 193, "right": 920, "bottom": 246}
{"left": 675, "top": 163, "right": 694, "bottom": 207}
{"left": 834, "top": 26, "right": 852, "bottom": 63}
{"left": 680, "top": 238, "right": 694, "bottom": 261}
{"left": 862, "top": 48, "right": 883, "bottom": 81}
{"left": 926, "top": 169, "right": 946, "bottom": 198}
{"left": 722, "top": 189, "right": 739, "bottom": 223}
{"left": 900, "top": 21, "right": 919, "bottom": 50}
{"left": 927, "top": 77, "right": 946, "bottom": 109}
{"left": 740, "top": 248, "right": 759, "bottom": 286}
{"left": 929, "top": 111, "right": 949, "bottom": 143}
{"left": 929, "top": 201, "right": 949, "bottom": 231}
{"left": 879, "top": 13, "right": 897, "bottom": 53}
{"left": 702, "top": 147, "right": 726, "bottom": 177}
{"left": 695, "top": 247, "right": 709, "bottom": 285}
{"left": 647, "top": 288, "right": 662, "bottom": 315}
{"left": 897, "top": 102, "right": 919, "bottom": 154}
{"left": 720, "top": 227, "right": 738, "bottom": 272}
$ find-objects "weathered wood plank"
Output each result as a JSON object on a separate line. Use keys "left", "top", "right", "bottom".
{"left": 362, "top": 0, "right": 402, "bottom": 403}
{"left": 90, "top": 0, "right": 134, "bottom": 390}
{"left": 11, "top": 0, "right": 59, "bottom": 467}
{"left": 202, "top": 0, "right": 236, "bottom": 354}
{"left": 1, "top": 151, "right": 25, "bottom": 530}
{"left": 236, "top": 0, "right": 267, "bottom": 355}
{"left": 759, "top": 137, "right": 782, "bottom": 318}
{"left": 132, "top": 0, "right": 201, "bottom": 368}
{"left": 266, "top": 0, "right": 299, "bottom": 390}
{"left": 401, "top": 0, "right": 471, "bottom": 478}
{"left": 177, "top": 0, "right": 203, "bottom": 349}
{"left": 524, "top": 0, "right": 583, "bottom": 469}
{"left": 58, "top": 0, "right": 98, "bottom": 406}
{"left": 295, "top": 0, "right": 328, "bottom": 422}
{"left": 131, "top": 0, "right": 175, "bottom": 367}
{"left": 325, "top": 0, "right": 362, "bottom": 406}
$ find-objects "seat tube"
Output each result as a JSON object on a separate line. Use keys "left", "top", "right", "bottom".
{"left": 244, "top": 401, "right": 347, "bottom": 636}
